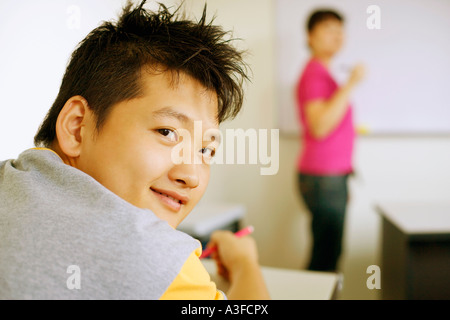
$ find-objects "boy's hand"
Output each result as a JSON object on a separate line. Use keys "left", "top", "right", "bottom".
{"left": 206, "top": 229, "right": 270, "bottom": 299}
{"left": 207, "top": 230, "right": 259, "bottom": 281}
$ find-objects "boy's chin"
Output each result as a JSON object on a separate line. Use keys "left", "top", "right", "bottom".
{"left": 151, "top": 206, "right": 195, "bottom": 229}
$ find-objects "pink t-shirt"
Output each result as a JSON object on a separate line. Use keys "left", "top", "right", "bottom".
{"left": 296, "top": 58, "right": 355, "bottom": 175}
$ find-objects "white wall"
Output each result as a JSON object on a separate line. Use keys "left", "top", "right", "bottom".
{"left": 0, "top": 0, "right": 126, "bottom": 160}
{"left": 2, "top": 0, "right": 450, "bottom": 300}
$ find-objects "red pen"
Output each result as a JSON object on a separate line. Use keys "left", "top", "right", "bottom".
{"left": 199, "top": 225, "right": 254, "bottom": 259}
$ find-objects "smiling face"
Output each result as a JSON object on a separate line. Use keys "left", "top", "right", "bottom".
{"left": 74, "top": 70, "right": 219, "bottom": 228}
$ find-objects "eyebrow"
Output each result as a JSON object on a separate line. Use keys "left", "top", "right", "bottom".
{"left": 152, "top": 107, "right": 193, "bottom": 124}
{"left": 152, "top": 106, "right": 219, "bottom": 127}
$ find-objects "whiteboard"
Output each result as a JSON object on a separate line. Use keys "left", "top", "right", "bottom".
{"left": 275, "top": 0, "right": 450, "bottom": 135}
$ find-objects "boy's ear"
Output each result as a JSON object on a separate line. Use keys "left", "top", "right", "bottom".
{"left": 55, "top": 95, "right": 90, "bottom": 158}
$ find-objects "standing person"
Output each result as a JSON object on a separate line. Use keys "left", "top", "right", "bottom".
{"left": 296, "top": 9, "right": 365, "bottom": 272}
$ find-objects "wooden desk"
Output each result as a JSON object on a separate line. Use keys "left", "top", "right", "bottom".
{"left": 202, "top": 259, "right": 339, "bottom": 300}
{"left": 376, "top": 202, "right": 450, "bottom": 299}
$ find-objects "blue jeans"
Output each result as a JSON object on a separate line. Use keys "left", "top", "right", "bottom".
{"left": 298, "top": 173, "right": 349, "bottom": 272}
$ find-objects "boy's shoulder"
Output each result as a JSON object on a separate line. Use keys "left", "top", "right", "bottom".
{"left": 0, "top": 148, "right": 199, "bottom": 299}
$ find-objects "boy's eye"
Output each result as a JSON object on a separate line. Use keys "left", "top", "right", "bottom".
{"left": 157, "top": 128, "right": 178, "bottom": 142}
{"left": 201, "top": 147, "right": 215, "bottom": 158}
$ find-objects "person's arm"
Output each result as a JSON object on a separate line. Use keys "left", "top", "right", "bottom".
{"left": 208, "top": 230, "right": 270, "bottom": 300}
{"left": 305, "top": 64, "right": 365, "bottom": 139}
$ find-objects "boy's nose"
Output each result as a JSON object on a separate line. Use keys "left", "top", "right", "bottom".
{"left": 169, "top": 163, "right": 200, "bottom": 189}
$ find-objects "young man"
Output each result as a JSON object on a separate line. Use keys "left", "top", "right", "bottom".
{"left": 0, "top": 1, "right": 269, "bottom": 300}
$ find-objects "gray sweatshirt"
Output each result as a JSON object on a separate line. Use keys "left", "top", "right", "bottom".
{"left": 0, "top": 148, "right": 199, "bottom": 299}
